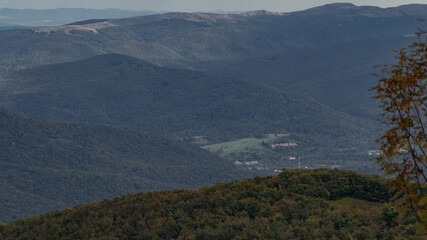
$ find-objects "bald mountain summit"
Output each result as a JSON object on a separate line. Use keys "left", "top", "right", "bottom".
{"left": 0, "top": 8, "right": 163, "bottom": 29}
{"left": 0, "top": 3, "right": 426, "bottom": 71}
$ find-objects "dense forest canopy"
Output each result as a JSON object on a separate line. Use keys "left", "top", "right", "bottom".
{"left": 0, "top": 108, "right": 253, "bottom": 223}
{"left": 1, "top": 169, "right": 425, "bottom": 239}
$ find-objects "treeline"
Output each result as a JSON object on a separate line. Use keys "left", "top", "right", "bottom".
{"left": 1, "top": 169, "right": 424, "bottom": 239}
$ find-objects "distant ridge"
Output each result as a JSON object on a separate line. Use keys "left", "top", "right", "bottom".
{"left": 0, "top": 8, "right": 163, "bottom": 27}
{"left": 65, "top": 19, "right": 110, "bottom": 26}
{"left": 297, "top": 2, "right": 427, "bottom": 17}
{"left": 0, "top": 3, "right": 425, "bottom": 71}
{"left": 0, "top": 53, "right": 374, "bottom": 144}
{"left": 208, "top": 35, "right": 414, "bottom": 120}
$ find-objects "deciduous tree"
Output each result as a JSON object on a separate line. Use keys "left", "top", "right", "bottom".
{"left": 373, "top": 27, "right": 427, "bottom": 230}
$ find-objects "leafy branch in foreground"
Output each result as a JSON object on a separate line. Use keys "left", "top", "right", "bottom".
{"left": 373, "top": 27, "right": 427, "bottom": 230}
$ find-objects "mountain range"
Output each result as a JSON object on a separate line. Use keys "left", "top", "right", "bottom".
{"left": 0, "top": 8, "right": 163, "bottom": 28}
{"left": 1, "top": 2, "right": 426, "bottom": 227}
{"left": 1, "top": 3, "right": 426, "bottom": 71}
{"left": 208, "top": 35, "right": 415, "bottom": 120}
{"left": 0, "top": 53, "right": 374, "bottom": 144}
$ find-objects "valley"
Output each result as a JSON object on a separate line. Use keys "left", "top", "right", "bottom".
{"left": 0, "top": 2, "right": 426, "bottom": 234}
{"left": 0, "top": 53, "right": 379, "bottom": 180}
{"left": 202, "top": 133, "right": 377, "bottom": 174}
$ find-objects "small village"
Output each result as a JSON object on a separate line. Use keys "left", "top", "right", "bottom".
{"left": 270, "top": 142, "right": 298, "bottom": 148}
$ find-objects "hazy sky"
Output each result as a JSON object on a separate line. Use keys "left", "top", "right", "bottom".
{"left": 0, "top": 0, "right": 425, "bottom": 12}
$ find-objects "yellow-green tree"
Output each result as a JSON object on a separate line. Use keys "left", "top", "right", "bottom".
{"left": 373, "top": 28, "right": 427, "bottom": 230}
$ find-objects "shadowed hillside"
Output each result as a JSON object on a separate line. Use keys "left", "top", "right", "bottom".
{"left": 0, "top": 54, "right": 375, "bottom": 145}
{"left": 0, "top": 108, "right": 251, "bottom": 223}
{"left": 208, "top": 35, "right": 415, "bottom": 120}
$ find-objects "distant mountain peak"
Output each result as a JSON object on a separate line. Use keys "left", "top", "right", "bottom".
{"left": 31, "top": 3, "right": 426, "bottom": 35}
{"left": 303, "top": 2, "right": 367, "bottom": 13}
{"left": 241, "top": 10, "right": 285, "bottom": 16}
{"left": 297, "top": 2, "right": 408, "bottom": 18}
{"left": 55, "top": 10, "right": 286, "bottom": 29}
{"left": 35, "top": 20, "right": 114, "bottom": 34}
{"left": 323, "top": 3, "right": 357, "bottom": 8}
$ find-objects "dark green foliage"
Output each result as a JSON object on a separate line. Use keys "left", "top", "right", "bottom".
{"left": 1, "top": 169, "right": 424, "bottom": 239}
{"left": 2, "top": 4, "right": 427, "bottom": 234}
{"left": 278, "top": 169, "right": 392, "bottom": 202}
{"left": 0, "top": 4, "right": 424, "bottom": 175}
{"left": 208, "top": 36, "right": 416, "bottom": 121}
{"left": 0, "top": 53, "right": 374, "bottom": 145}
{"left": 0, "top": 108, "right": 252, "bottom": 223}
{"left": 0, "top": 4, "right": 423, "bottom": 175}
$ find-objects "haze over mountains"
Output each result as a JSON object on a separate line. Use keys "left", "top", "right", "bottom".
{"left": 1, "top": 3, "right": 426, "bottom": 71}
{"left": 1, "top": 2, "right": 427, "bottom": 226}
{"left": 0, "top": 8, "right": 163, "bottom": 29}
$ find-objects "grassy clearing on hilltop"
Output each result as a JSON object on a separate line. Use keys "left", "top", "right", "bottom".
{"left": 202, "top": 137, "right": 274, "bottom": 156}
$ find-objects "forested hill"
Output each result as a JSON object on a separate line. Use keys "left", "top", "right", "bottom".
{"left": 0, "top": 3, "right": 426, "bottom": 71}
{"left": 0, "top": 53, "right": 374, "bottom": 144}
{"left": 1, "top": 169, "right": 424, "bottom": 239}
{"left": 208, "top": 35, "right": 414, "bottom": 120}
{"left": 0, "top": 108, "right": 251, "bottom": 223}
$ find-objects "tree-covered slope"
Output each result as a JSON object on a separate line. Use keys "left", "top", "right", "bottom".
{"left": 0, "top": 108, "right": 251, "bottom": 223}
{"left": 0, "top": 3, "right": 426, "bottom": 71}
{"left": 1, "top": 169, "right": 424, "bottom": 239}
{"left": 0, "top": 53, "right": 375, "bottom": 145}
{"left": 209, "top": 35, "right": 416, "bottom": 120}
